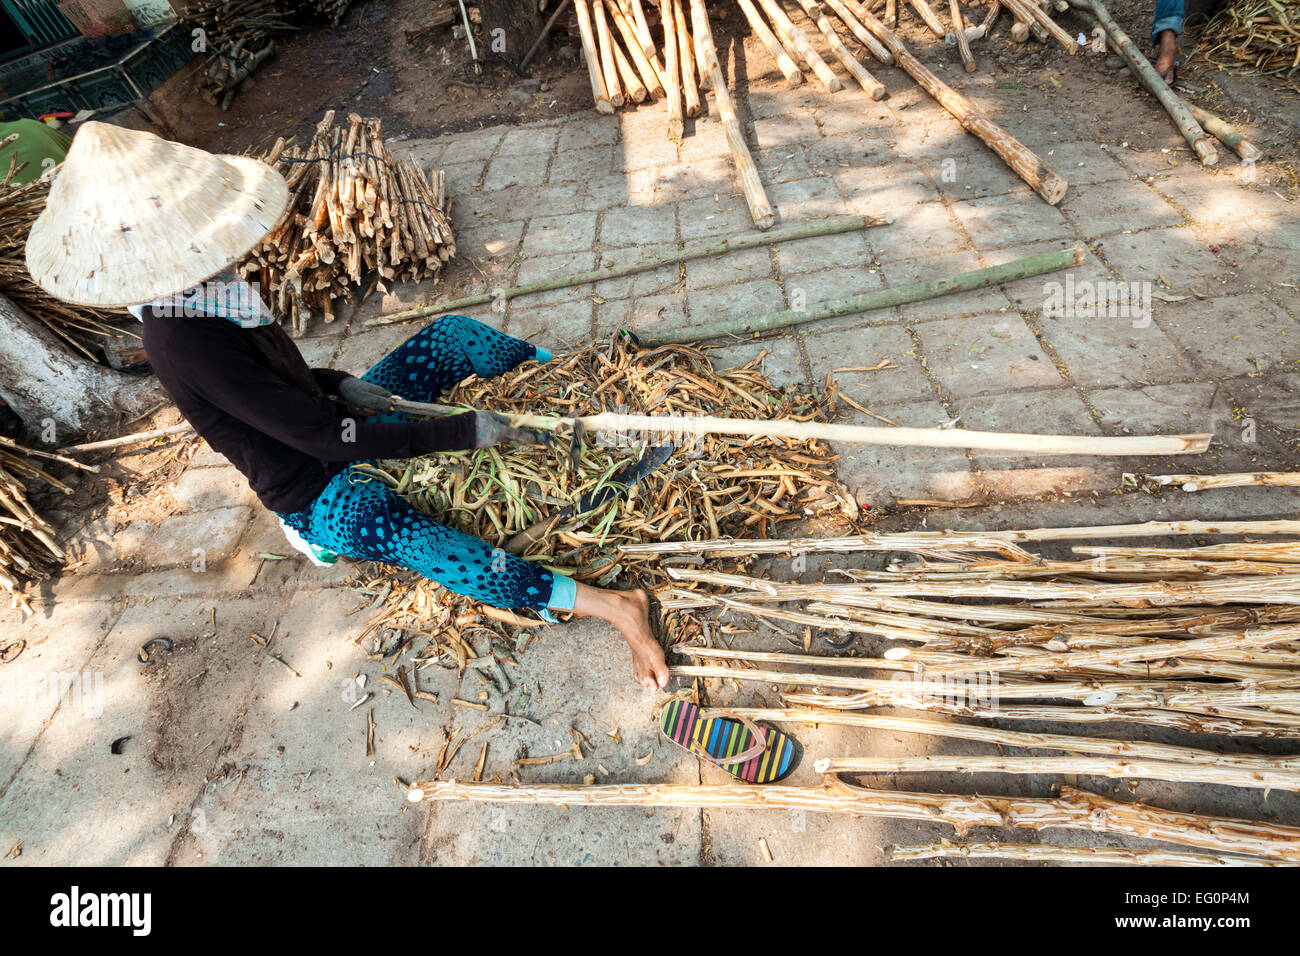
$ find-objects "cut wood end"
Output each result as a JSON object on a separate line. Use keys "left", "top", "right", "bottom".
{"left": 1179, "top": 434, "right": 1214, "bottom": 453}
{"left": 1038, "top": 177, "right": 1069, "bottom": 205}
{"left": 406, "top": 787, "right": 425, "bottom": 802}
{"left": 813, "top": 758, "right": 832, "bottom": 773}
{"left": 1237, "top": 142, "right": 1262, "bottom": 162}
{"left": 595, "top": 99, "right": 616, "bottom": 114}
{"left": 1194, "top": 139, "right": 1220, "bottom": 166}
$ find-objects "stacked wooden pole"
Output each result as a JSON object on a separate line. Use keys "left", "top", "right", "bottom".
{"left": 691, "top": 0, "right": 777, "bottom": 229}
{"left": 241, "top": 111, "right": 456, "bottom": 335}
{"left": 836, "top": 0, "right": 1069, "bottom": 204}
{"left": 575, "top": 0, "right": 682, "bottom": 113}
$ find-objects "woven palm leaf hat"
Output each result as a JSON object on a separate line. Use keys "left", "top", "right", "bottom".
{"left": 25, "top": 121, "right": 289, "bottom": 308}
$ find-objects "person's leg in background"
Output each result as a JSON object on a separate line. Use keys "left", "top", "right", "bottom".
{"left": 1152, "top": 0, "right": 1185, "bottom": 83}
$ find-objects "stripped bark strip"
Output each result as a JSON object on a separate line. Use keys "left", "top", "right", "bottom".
{"left": 618, "top": 520, "right": 1300, "bottom": 557}
{"left": 727, "top": 708, "right": 1300, "bottom": 772}
{"left": 406, "top": 778, "right": 1300, "bottom": 861}
{"left": 815, "top": 754, "right": 1300, "bottom": 792}
{"left": 888, "top": 842, "right": 1283, "bottom": 866}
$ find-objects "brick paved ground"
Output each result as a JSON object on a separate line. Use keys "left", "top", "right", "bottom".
{"left": 3, "top": 26, "right": 1299, "bottom": 865}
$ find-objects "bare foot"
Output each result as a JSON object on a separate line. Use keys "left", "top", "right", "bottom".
{"left": 615, "top": 589, "right": 670, "bottom": 691}
{"left": 570, "top": 583, "right": 670, "bottom": 690}
{"left": 1155, "top": 29, "right": 1178, "bottom": 84}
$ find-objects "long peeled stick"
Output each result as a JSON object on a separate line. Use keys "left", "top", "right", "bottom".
{"left": 851, "top": 3, "right": 1068, "bottom": 203}
{"left": 815, "top": 754, "right": 1300, "bottom": 792}
{"left": 1067, "top": 0, "right": 1215, "bottom": 165}
{"left": 822, "top": 0, "right": 895, "bottom": 64}
{"left": 643, "top": 245, "right": 1079, "bottom": 343}
{"left": 616, "top": 520, "right": 1300, "bottom": 557}
{"left": 690, "top": 0, "right": 776, "bottom": 230}
{"left": 889, "top": 843, "right": 1282, "bottom": 867}
{"left": 406, "top": 778, "right": 1300, "bottom": 862}
{"left": 367, "top": 215, "right": 887, "bottom": 327}
{"left": 398, "top": 398, "right": 1210, "bottom": 457}
{"left": 593, "top": 0, "right": 625, "bottom": 107}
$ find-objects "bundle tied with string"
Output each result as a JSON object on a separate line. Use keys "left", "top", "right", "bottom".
{"left": 241, "top": 110, "right": 456, "bottom": 335}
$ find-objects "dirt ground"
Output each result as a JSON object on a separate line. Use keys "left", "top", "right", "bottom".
{"left": 131, "top": 0, "right": 1300, "bottom": 186}
{"left": 143, "top": 0, "right": 594, "bottom": 154}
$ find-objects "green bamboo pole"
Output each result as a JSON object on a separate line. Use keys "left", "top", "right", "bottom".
{"left": 364, "top": 214, "right": 891, "bottom": 328}
{"left": 1071, "top": 3, "right": 1260, "bottom": 162}
{"left": 1067, "top": 0, "right": 1216, "bottom": 164}
{"left": 642, "top": 245, "right": 1084, "bottom": 345}
{"left": 1186, "top": 103, "right": 1261, "bottom": 162}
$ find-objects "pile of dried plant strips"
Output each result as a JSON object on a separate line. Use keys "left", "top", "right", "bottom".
{"left": 345, "top": 338, "right": 861, "bottom": 658}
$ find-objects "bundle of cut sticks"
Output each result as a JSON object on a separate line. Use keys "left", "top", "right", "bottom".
{"left": 240, "top": 111, "right": 456, "bottom": 335}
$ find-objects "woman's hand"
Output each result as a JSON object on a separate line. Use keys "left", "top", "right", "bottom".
{"left": 472, "top": 411, "right": 549, "bottom": 448}
{"left": 338, "top": 376, "right": 394, "bottom": 415}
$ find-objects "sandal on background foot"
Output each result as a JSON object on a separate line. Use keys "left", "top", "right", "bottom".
{"left": 659, "top": 701, "right": 799, "bottom": 783}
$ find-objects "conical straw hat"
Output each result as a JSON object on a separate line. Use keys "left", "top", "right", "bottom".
{"left": 25, "top": 122, "right": 289, "bottom": 308}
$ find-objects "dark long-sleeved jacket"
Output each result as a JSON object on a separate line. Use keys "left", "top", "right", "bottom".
{"left": 141, "top": 309, "right": 474, "bottom": 514}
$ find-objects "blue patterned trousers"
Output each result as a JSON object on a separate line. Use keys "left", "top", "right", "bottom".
{"left": 279, "top": 315, "right": 575, "bottom": 613}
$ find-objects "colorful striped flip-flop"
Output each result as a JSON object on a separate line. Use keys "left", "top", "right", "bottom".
{"left": 659, "top": 700, "right": 799, "bottom": 783}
